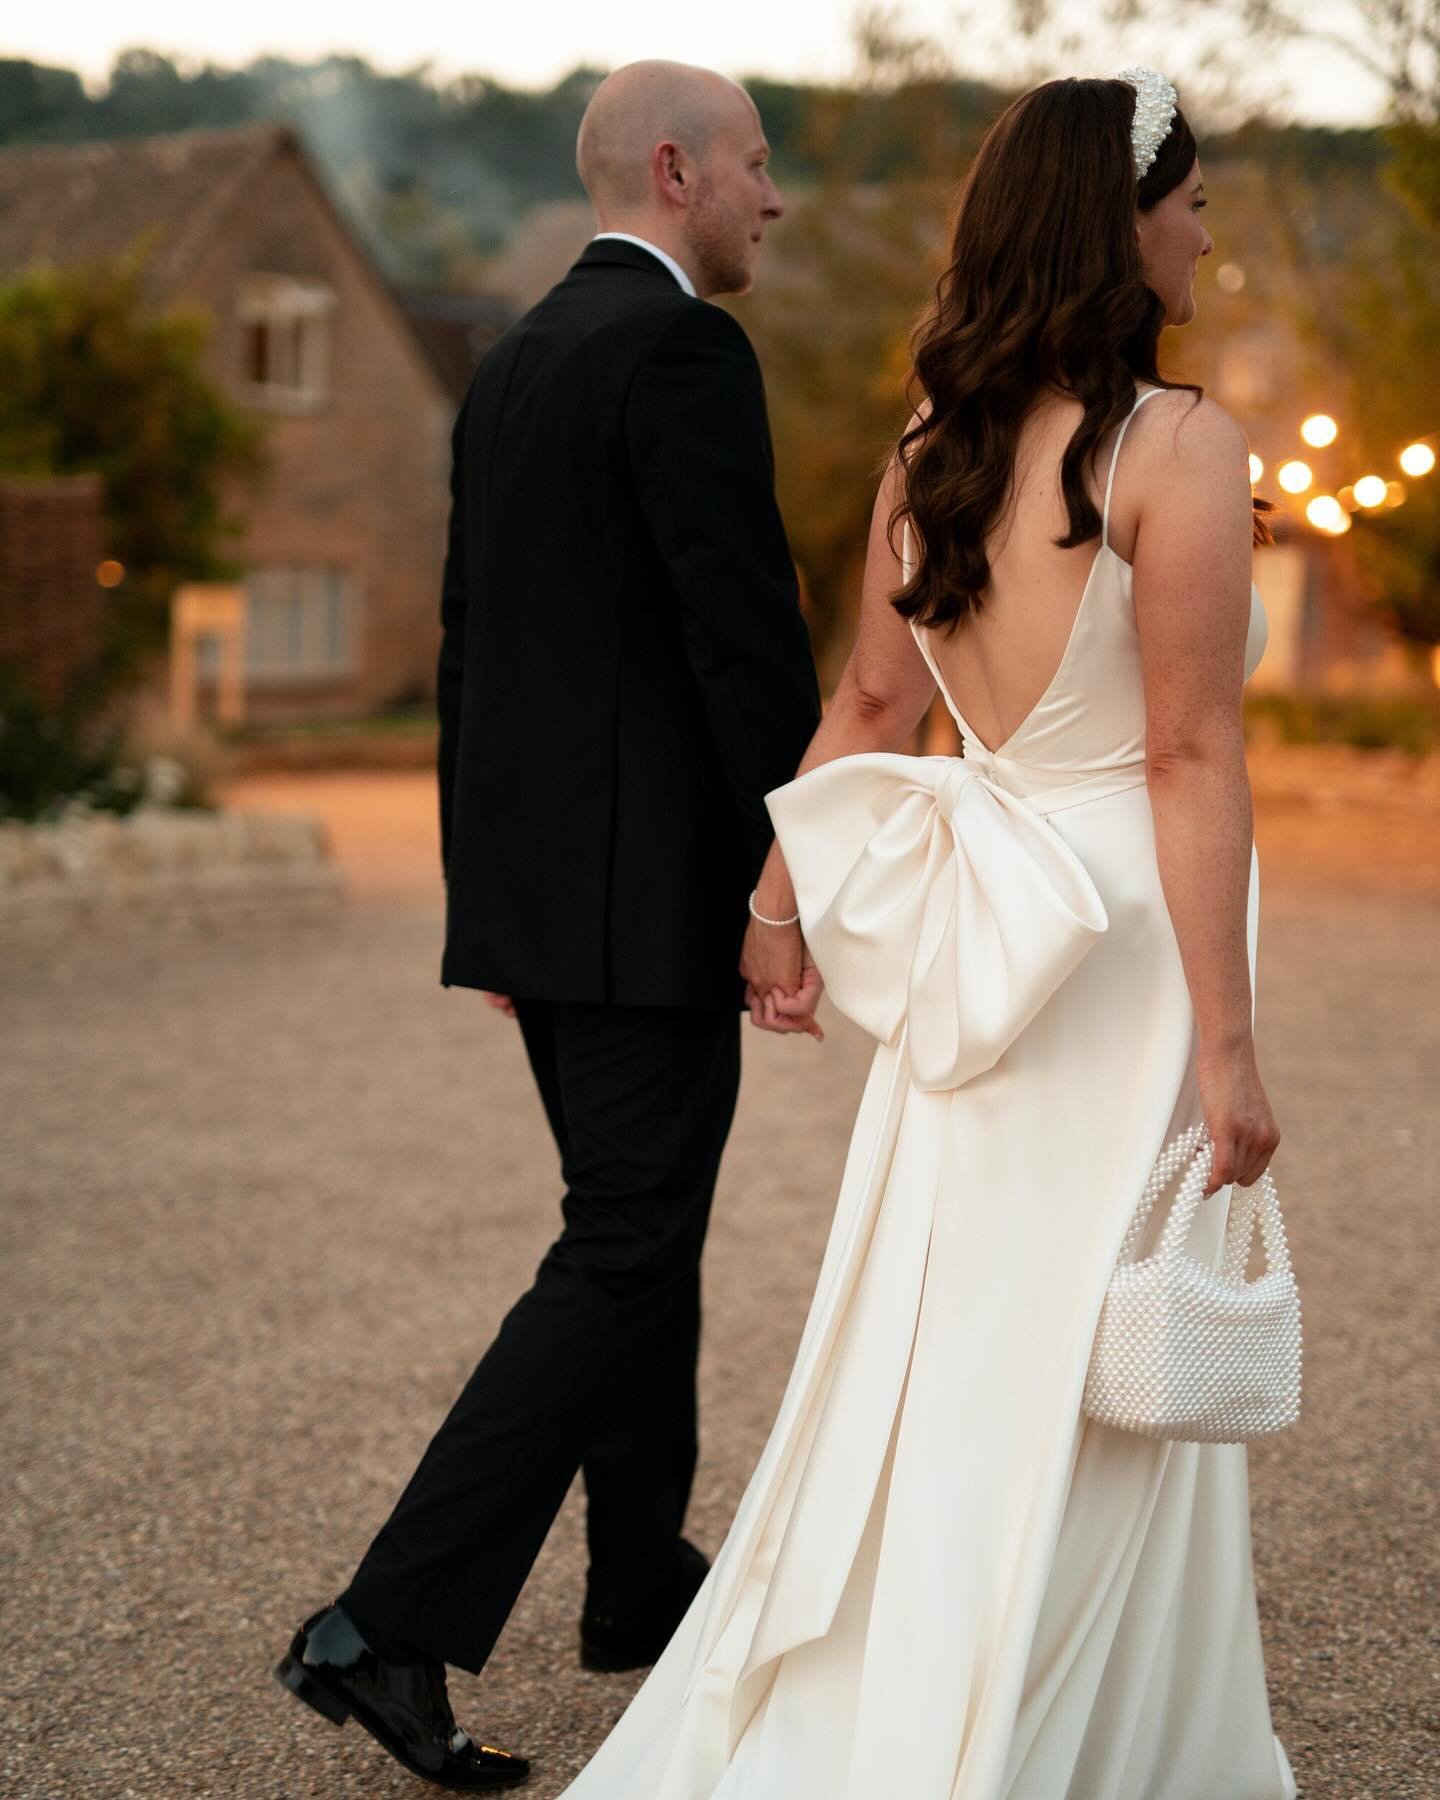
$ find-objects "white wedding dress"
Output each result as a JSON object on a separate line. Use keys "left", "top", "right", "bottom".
{"left": 559, "top": 390, "right": 1296, "bottom": 1799}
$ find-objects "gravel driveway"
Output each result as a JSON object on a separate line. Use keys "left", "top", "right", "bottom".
{"left": 3, "top": 773, "right": 1435, "bottom": 1798}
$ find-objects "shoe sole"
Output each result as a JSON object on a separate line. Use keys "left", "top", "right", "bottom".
{"left": 273, "top": 1655, "right": 530, "bottom": 1791}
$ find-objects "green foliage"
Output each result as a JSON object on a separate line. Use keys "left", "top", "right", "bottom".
{"left": 0, "top": 253, "right": 264, "bottom": 684}
{"left": 1245, "top": 690, "right": 1440, "bottom": 754}
{"left": 0, "top": 47, "right": 1402, "bottom": 291}
{"left": 1386, "top": 120, "right": 1440, "bottom": 229}
{"left": 0, "top": 58, "right": 88, "bottom": 141}
{"left": 737, "top": 178, "right": 945, "bottom": 669}
{"left": 1321, "top": 126, "right": 1440, "bottom": 644}
{"left": 1350, "top": 482, "right": 1440, "bottom": 647}
{"left": 0, "top": 664, "right": 136, "bottom": 821}
{"left": 0, "top": 50, "right": 1010, "bottom": 285}
{"left": 733, "top": 23, "right": 1002, "bottom": 671}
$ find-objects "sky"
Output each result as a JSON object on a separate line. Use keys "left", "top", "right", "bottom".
{"left": 6, "top": 1, "right": 1393, "bottom": 127}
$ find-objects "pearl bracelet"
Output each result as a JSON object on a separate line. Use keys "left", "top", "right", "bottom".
{"left": 748, "top": 889, "right": 800, "bottom": 928}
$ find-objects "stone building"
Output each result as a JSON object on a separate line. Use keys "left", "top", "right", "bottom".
{"left": 0, "top": 123, "right": 512, "bottom": 722}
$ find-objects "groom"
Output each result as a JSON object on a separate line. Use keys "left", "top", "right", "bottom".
{"left": 274, "top": 60, "right": 821, "bottom": 1789}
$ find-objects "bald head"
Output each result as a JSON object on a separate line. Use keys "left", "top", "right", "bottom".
{"left": 576, "top": 60, "right": 756, "bottom": 213}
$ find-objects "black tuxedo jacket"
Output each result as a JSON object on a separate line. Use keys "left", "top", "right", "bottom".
{"left": 437, "top": 238, "right": 821, "bottom": 1009}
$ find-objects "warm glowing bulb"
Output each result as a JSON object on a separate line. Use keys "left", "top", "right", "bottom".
{"left": 95, "top": 559, "right": 124, "bottom": 588}
{"left": 1278, "top": 460, "right": 1313, "bottom": 494}
{"left": 1399, "top": 442, "right": 1436, "bottom": 477}
{"left": 1300, "top": 414, "right": 1338, "bottom": 448}
{"left": 1352, "top": 475, "right": 1388, "bottom": 508}
{"left": 1248, "top": 453, "right": 1264, "bottom": 485}
{"left": 1306, "top": 495, "right": 1345, "bottom": 532}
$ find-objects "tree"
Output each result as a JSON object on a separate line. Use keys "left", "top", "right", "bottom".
{"left": 1334, "top": 122, "right": 1440, "bottom": 644}
{"left": 0, "top": 250, "right": 265, "bottom": 690}
{"left": 0, "top": 58, "right": 88, "bottom": 142}
{"left": 735, "top": 12, "right": 1001, "bottom": 671}
{"left": 1007, "top": 0, "right": 1438, "bottom": 123}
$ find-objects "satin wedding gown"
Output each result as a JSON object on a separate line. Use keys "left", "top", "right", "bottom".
{"left": 559, "top": 389, "right": 1296, "bottom": 1799}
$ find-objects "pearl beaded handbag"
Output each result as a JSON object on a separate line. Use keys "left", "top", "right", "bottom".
{"left": 1083, "top": 1123, "right": 1302, "bottom": 1443}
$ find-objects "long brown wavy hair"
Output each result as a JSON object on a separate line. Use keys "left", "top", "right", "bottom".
{"left": 891, "top": 77, "right": 1215, "bottom": 631}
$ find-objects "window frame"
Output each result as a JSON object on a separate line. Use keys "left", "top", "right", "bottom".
{"left": 236, "top": 273, "right": 336, "bottom": 412}
{"left": 242, "top": 566, "right": 360, "bottom": 683}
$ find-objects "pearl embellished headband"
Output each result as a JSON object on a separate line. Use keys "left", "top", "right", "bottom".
{"left": 1114, "top": 66, "right": 1178, "bottom": 181}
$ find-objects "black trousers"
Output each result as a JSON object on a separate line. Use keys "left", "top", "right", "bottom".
{"left": 340, "top": 998, "right": 740, "bottom": 1674}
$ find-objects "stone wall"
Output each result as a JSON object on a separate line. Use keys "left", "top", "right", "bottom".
{"left": 0, "top": 807, "right": 343, "bottom": 939}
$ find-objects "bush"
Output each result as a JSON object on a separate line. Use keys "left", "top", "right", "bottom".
{"left": 0, "top": 665, "right": 211, "bottom": 823}
{"left": 1244, "top": 691, "right": 1440, "bottom": 755}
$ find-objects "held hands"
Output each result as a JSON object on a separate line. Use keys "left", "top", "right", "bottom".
{"left": 1196, "top": 1036, "right": 1280, "bottom": 1196}
{"left": 740, "top": 914, "right": 825, "bottom": 1041}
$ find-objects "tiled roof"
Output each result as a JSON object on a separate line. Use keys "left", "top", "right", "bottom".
{"left": 0, "top": 123, "right": 296, "bottom": 295}
{"left": 394, "top": 291, "right": 516, "bottom": 401}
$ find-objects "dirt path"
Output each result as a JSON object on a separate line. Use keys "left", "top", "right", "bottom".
{"left": 3, "top": 773, "right": 1435, "bottom": 1796}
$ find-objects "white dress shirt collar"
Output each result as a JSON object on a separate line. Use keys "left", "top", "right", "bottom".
{"left": 590, "top": 232, "right": 698, "bottom": 298}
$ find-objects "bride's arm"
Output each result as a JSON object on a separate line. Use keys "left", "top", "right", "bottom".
{"left": 750, "top": 455, "right": 937, "bottom": 932}
{"left": 1129, "top": 392, "right": 1280, "bottom": 1193}
{"left": 752, "top": 457, "right": 936, "bottom": 921}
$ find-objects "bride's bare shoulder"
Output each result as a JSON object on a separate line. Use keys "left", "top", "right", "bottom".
{"left": 1133, "top": 387, "right": 1249, "bottom": 471}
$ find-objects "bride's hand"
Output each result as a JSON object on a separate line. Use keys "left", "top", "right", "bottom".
{"left": 1196, "top": 1038, "right": 1279, "bottom": 1195}
{"left": 752, "top": 946, "right": 825, "bottom": 1041}
{"left": 740, "top": 914, "right": 803, "bottom": 1003}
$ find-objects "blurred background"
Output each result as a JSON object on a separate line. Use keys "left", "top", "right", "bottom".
{"left": 2, "top": 7, "right": 1436, "bottom": 1798}
{"left": 1, "top": 0, "right": 1438, "bottom": 811}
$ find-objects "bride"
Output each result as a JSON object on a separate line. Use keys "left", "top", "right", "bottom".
{"left": 560, "top": 71, "right": 1295, "bottom": 1799}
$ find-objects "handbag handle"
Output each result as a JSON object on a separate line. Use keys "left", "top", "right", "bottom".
{"left": 1220, "top": 1167, "right": 1292, "bottom": 1286}
{"left": 1120, "top": 1124, "right": 1289, "bottom": 1287}
{"left": 1116, "top": 1123, "right": 1209, "bottom": 1264}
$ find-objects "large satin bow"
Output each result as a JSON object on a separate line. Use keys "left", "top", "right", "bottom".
{"left": 765, "top": 754, "right": 1109, "bottom": 1091}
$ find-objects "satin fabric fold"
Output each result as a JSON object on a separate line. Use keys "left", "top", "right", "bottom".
{"left": 553, "top": 455, "right": 1291, "bottom": 1800}
{"left": 765, "top": 753, "right": 1109, "bottom": 1092}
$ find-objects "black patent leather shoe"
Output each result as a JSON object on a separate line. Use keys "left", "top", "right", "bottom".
{"left": 274, "top": 1604, "right": 530, "bottom": 1790}
{"left": 580, "top": 1538, "right": 710, "bottom": 1673}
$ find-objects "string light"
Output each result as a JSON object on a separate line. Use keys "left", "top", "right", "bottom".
{"left": 1352, "top": 475, "right": 1388, "bottom": 508}
{"left": 1278, "top": 460, "right": 1313, "bottom": 494}
{"left": 1262, "top": 423, "right": 1431, "bottom": 533}
{"left": 1305, "top": 495, "right": 1348, "bottom": 533}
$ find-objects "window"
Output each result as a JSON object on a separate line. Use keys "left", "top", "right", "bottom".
{"left": 237, "top": 274, "right": 335, "bottom": 409}
{"left": 245, "top": 568, "right": 357, "bottom": 680}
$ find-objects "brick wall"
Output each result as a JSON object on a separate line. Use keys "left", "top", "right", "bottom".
{"left": 0, "top": 475, "right": 106, "bottom": 708}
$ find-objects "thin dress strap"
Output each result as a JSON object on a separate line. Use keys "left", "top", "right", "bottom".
{"left": 1102, "top": 386, "right": 1162, "bottom": 551}
{"left": 902, "top": 520, "right": 973, "bottom": 736}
